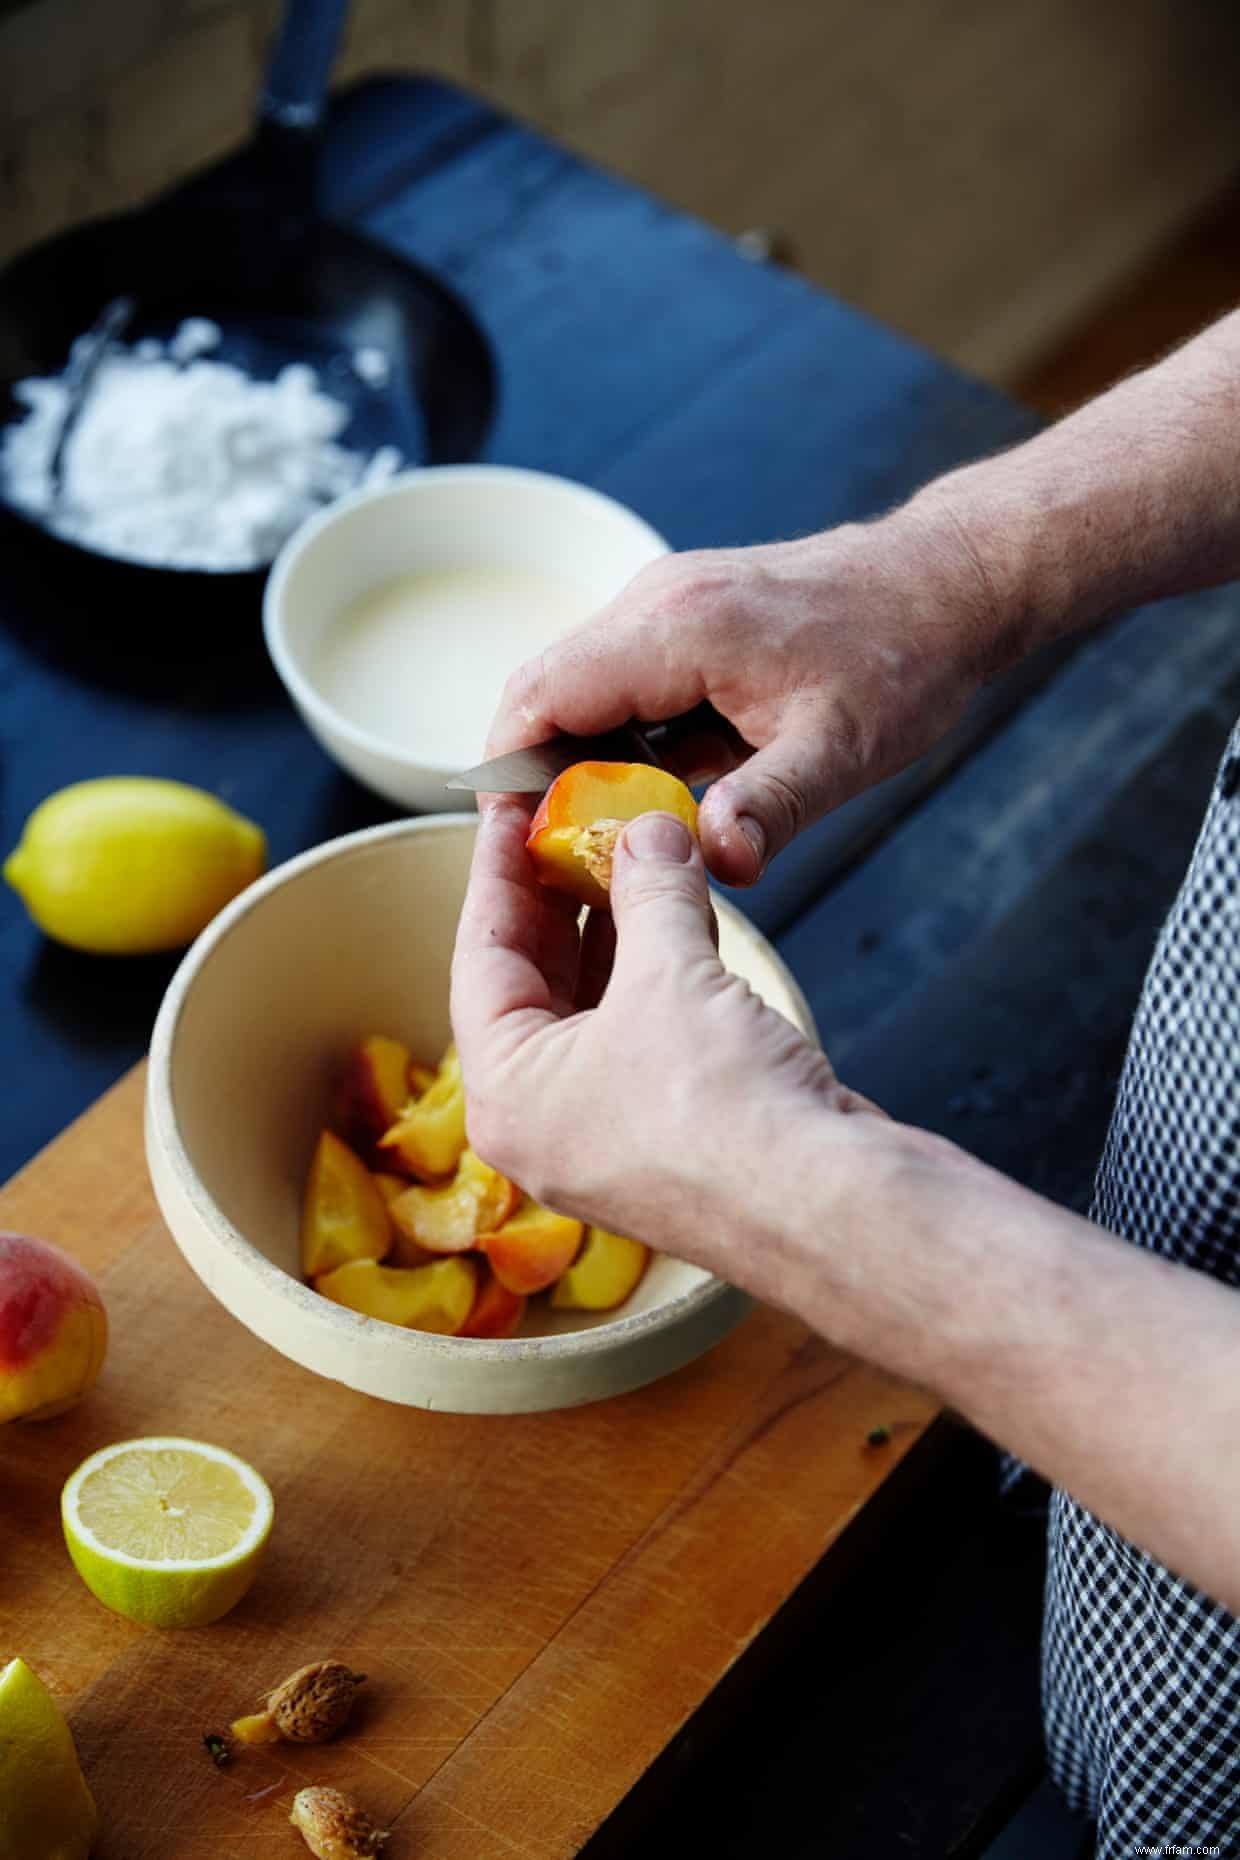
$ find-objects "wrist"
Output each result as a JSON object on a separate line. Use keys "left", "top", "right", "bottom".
{"left": 897, "top": 459, "right": 1077, "bottom": 676}
{"left": 768, "top": 1108, "right": 1051, "bottom": 1394}
{"left": 901, "top": 377, "right": 1229, "bottom": 668}
{"left": 851, "top": 485, "right": 1039, "bottom": 688}
{"left": 744, "top": 1105, "right": 924, "bottom": 1347}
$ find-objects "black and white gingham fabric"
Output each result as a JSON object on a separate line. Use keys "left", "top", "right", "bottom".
{"left": 1041, "top": 720, "right": 1240, "bottom": 1855}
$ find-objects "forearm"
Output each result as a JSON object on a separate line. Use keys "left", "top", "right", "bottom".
{"left": 755, "top": 1113, "right": 1240, "bottom": 1611}
{"left": 908, "top": 308, "right": 1240, "bottom": 670}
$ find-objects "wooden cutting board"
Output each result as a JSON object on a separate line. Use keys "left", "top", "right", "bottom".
{"left": 0, "top": 1063, "right": 938, "bottom": 1859}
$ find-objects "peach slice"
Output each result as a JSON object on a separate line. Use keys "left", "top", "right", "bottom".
{"left": 550, "top": 1226, "right": 650, "bottom": 1311}
{"left": 370, "top": 1172, "right": 434, "bottom": 1265}
{"left": 365, "top": 1171, "right": 428, "bottom": 1264}
{"left": 526, "top": 762, "right": 699, "bottom": 910}
{"left": 315, "top": 1257, "right": 477, "bottom": 1335}
{"left": 332, "top": 1035, "right": 414, "bottom": 1160}
{"left": 0, "top": 1233, "right": 108, "bottom": 1423}
{"left": 378, "top": 1044, "right": 467, "bottom": 1181}
{"left": 459, "top": 1266, "right": 527, "bottom": 1340}
{"left": 388, "top": 1149, "right": 519, "bottom": 1255}
{"left": 408, "top": 1061, "right": 437, "bottom": 1096}
{"left": 481, "top": 1198, "right": 584, "bottom": 1296}
{"left": 301, "top": 1131, "right": 392, "bottom": 1279}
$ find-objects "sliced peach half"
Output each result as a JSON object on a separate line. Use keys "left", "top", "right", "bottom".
{"left": 388, "top": 1148, "right": 519, "bottom": 1255}
{"left": 525, "top": 762, "right": 699, "bottom": 910}
{"left": 551, "top": 1226, "right": 650, "bottom": 1311}
{"left": 315, "top": 1257, "right": 477, "bottom": 1334}
{"left": 481, "top": 1198, "right": 584, "bottom": 1296}
{"left": 332, "top": 1035, "right": 414, "bottom": 1161}
{"left": 378, "top": 1043, "right": 467, "bottom": 1181}
{"left": 301, "top": 1130, "right": 392, "bottom": 1279}
{"left": 459, "top": 1266, "right": 527, "bottom": 1340}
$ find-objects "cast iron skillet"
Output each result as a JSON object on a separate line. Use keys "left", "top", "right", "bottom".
{"left": 0, "top": 0, "right": 495, "bottom": 615}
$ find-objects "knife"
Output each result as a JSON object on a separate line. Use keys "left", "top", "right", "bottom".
{"left": 446, "top": 700, "right": 743, "bottom": 795}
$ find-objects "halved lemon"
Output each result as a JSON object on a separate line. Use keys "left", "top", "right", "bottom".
{"left": 61, "top": 1437, "right": 274, "bottom": 1630}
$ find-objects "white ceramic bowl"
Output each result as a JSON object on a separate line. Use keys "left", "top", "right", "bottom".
{"left": 263, "top": 466, "right": 669, "bottom": 813}
{"left": 145, "top": 817, "right": 816, "bottom": 1413}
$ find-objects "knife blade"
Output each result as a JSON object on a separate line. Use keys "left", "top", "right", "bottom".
{"left": 446, "top": 700, "right": 741, "bottom": 795}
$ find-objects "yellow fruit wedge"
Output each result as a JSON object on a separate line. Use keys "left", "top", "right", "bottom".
{"left": 4, "top": 777, "right": 265, "bottom": 954}
{"left": 551, "top": 1226, "right": 650, "bottom": 1310}
{"left": 62, "top": 1437, "right": 274, "bottom": 1629}
{"left": 388, "top": 1148, "right": 518, "bottom": 1254}
{"left": 377, "top": 1043, "right": 467, "bottom": 1179}
{"left": 315, "top": 1256, "right": 477, "bottom": 1334}
{"left": 482, "top": 1199, "right": 584, "bottom": 1296}
{"left": 301, "top": 1130, "right": 392, "bottom": 1278}
{"left": 0, "top": 1657, "right": 97, "bottom": 1860}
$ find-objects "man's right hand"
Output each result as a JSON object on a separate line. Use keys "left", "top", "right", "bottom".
{"left": 486, "top": 510, "right": 1009, "bottom": 886}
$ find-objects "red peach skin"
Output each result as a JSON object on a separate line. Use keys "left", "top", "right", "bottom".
{"left": 482, "top": 1199, "right": 585, "bottom": 1296}
{"left": 0, "top": 1232, "right": 108, "bottom": 1422}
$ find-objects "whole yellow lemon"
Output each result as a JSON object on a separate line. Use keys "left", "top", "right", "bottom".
{"left": 4, "top": 777, "right": 266, "bottom": 954}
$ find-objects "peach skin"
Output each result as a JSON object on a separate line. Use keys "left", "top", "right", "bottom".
{"left": 388, "top": 1148, "right": 518, "bottom": 1255}
{"left": 525, "top": 762, "right": 699, "bottom": 910}
{"left": 458, "top": 1266, "right": 527, "bottom": 1339}
{"left": 301, "top": 1130, "right": 392, "bottom": 1278}
{"left": 0, "top": 1232, "right": 108, "bottom": 1422}
{"left": 378, "top": 1044, "right": 467, "bottom": 1180}
{"left": 481, "top": 1199, "right": 584, "bottom": 1296}
{"left": 551, "top": 1227, "right": 650, "bottom": 1311}
{"left": 315, "top": 1257, "right": 477, "bottom": 1334}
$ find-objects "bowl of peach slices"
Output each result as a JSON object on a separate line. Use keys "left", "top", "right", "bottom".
{"left": 145, "top": 780, "right": 816, "bottom": 1412}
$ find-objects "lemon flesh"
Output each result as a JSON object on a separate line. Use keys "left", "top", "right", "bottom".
{"left": 0, "top": 1656, "right": 97, "bottom": 1860}
{"left": 4, "top": 777, "right": 265, "bottom": 954}
{"left": 62, "top": 1437, "right": 274, "bottom": 1629}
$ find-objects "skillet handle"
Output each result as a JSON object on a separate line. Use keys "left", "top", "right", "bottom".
{"left": 260, "top": 0, "right": 351, "bottom": 132}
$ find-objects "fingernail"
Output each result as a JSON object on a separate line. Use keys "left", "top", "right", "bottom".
{"left": 737, "top": 814, "right": 765, "bottom": 868}
{"left": 625, "top": 814, "right": 693, "bottom": 863}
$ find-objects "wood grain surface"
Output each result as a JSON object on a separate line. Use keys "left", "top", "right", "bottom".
{"left": 0, "top": 1063, "right": 936, "bottom": 1859}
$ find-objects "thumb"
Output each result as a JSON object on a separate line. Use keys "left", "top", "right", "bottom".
{"left": 700, "top": 724, "right": 839, "bottom": 885}
{"left": 608, "top": 812, "right": 719, "bottom": 980}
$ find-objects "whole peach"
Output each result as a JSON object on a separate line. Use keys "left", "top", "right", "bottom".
{"left": 0, "top": 1233, "right": 107, "bottom": 1422}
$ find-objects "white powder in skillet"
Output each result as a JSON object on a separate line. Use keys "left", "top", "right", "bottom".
{"left": 0, "top": 318, "right": 401, "bottom": 571}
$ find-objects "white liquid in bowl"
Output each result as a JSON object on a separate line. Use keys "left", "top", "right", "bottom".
{"left": 308, "top": 565, "right": 595, "bottom": 765}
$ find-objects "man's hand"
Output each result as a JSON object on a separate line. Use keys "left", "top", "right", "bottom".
{"left": 448, "top": 311, "right": 1240, "bottom": 1613}
{"left": 486, "top": 517, "right": 1004, "bottom": 887}
{"left": 452, "top": 798, "right": 1240, "bottom": 1615}
{"left": 451, "top": 801, "right": 878, "bottom": 1283}
{"left": 487, "top": 312, "right": 1240, "bottom": 896}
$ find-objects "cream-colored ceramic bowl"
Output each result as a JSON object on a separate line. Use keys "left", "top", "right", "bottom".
{"left": 263, "top": 467, "right": 669, "bottom": 813}
{"left": 145, "top": 817, "right": 815, "bottom": 1413}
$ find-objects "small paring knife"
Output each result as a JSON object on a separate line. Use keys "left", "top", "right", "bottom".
{"left": 447, "top": 700, "right": 740, "bottom": 796}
